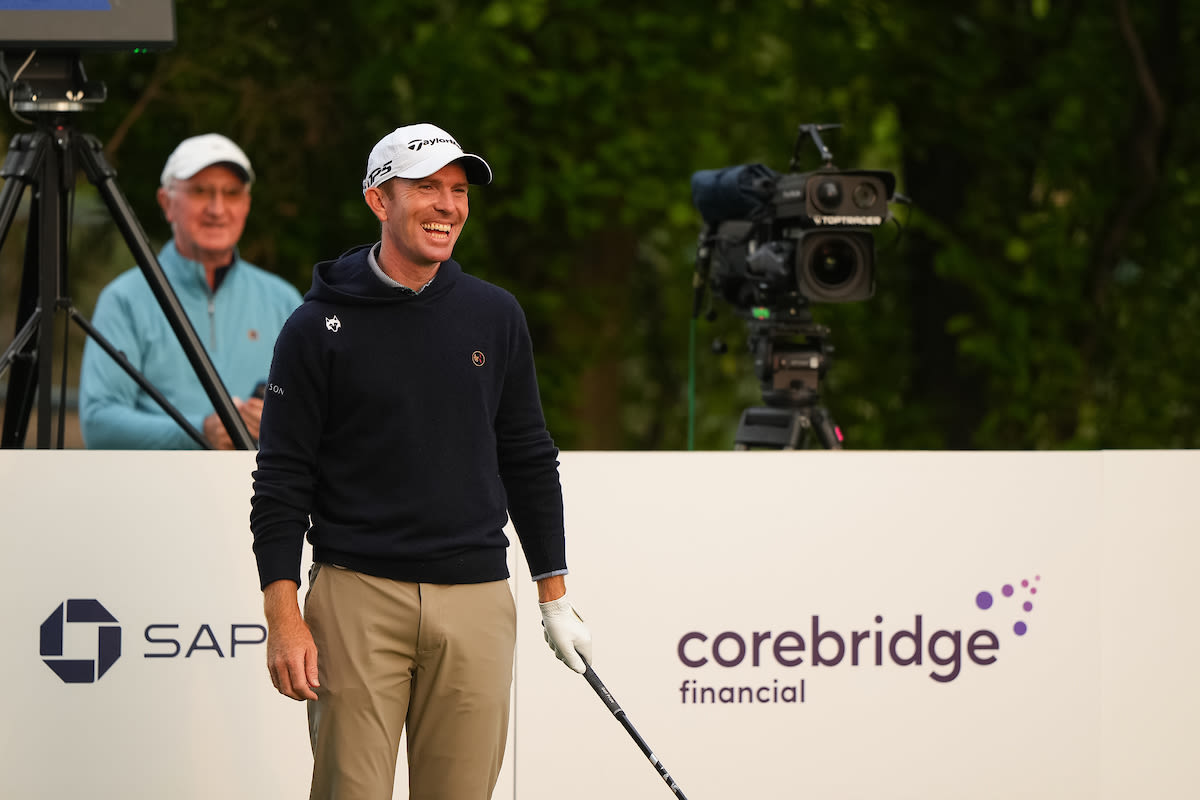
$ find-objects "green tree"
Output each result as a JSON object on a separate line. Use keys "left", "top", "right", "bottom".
{"left": 3, "top": 0, "right": 1196, "bottom": 450}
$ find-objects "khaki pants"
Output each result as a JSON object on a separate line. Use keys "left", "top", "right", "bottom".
{"left": 304, "top": 564, "right": 516, "bottom": 800}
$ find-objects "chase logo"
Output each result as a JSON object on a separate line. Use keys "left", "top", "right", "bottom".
{"left": 40, "top": 599, "right": 121, "bottom": 684}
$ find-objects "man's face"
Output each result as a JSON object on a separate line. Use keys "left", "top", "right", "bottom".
{"left": 157, "top": 164, "right": 251, "bottom": 265}
{"left": 376, "top": 162, "right": 470, "bottom": 271}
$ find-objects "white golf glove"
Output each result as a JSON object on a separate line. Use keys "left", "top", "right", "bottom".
{"left": 539, "top": 594, "right": 593, "bottom": 674}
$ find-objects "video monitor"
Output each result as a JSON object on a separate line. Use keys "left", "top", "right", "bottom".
{"left": 0, "top": 0, "right": 176, "bottom": 51}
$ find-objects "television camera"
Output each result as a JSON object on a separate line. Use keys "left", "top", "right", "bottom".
{"left": 690, "top": 123, "right": 899, "bottom": 449}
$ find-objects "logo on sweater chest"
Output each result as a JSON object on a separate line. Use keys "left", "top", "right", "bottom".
{"left": 472, "top": 350, "right": 486, "bottom": 367}
{"left": 325, "top": 315, "right": 342, "bottom": 333}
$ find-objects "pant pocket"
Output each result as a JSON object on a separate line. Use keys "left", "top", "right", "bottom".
{"left": 304, "top": 562, "right": 324, "bottom": 607}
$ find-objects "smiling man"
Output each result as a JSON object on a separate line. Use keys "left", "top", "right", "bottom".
{"left": 249, "top": 123, "right": 592, "bottom": 799}
{"left": 78, "top": 133, "right": 302, "bottom": 449}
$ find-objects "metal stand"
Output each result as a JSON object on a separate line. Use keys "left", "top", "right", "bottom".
{"left": 734, "top": 405, "right": 841, "bottom": 450}
{"left": 732, "top": 310, "right": 843, "bottom": 450}
{"left": 0, "top": 53, "right": 252, "bottom": 449}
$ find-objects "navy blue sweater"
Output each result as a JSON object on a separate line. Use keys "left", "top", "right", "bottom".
{"left": 250, "top": 245, "right": 566, "bottom": 589}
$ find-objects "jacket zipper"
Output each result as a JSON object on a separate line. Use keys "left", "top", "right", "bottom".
{"left": 208, "top": 296, "right": 216, "bottom": 351}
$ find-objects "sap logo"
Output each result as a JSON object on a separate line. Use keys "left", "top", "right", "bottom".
{"left": 143, "top": 624, "right": 267, "bottom": 659}
{"left": 41, "top": 599, "right": 122, "bottom": 684}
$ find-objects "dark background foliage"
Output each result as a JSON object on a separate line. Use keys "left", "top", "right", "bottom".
{"left": 2, "top": 0, "right": 1196, "bottom": 450}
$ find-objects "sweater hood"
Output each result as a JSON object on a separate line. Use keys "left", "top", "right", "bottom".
{"left": 304, "top": 243, "right": 461, "bottom": 305}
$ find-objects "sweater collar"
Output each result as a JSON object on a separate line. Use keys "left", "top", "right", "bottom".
{"left": 160, "top": 239, "right": 242, "bottom": 293}
{"left": 367, "top": 242, "right": 436, "bottom": 295}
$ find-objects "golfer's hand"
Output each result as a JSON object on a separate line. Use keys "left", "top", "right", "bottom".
{"left": 263, "top": 580, "right": 319, "bottom": 701}
{"left": 539, "top": 594, "right": 593, "bottom": 673}
{"left": 266, "top": 613, "right": 319, "bottom": 701}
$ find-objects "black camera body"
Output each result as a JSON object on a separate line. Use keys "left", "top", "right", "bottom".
{"left": 1, "top": 1, "right": 176, "bottom": 114}
{"left": 0, "top": 0, "right": 176, "bottom": 51}
{"left": 692, "top": 127, "right": 896, "bottom": 312}
{"left": 690, "top": 125, "right": 901, "bottom": 449}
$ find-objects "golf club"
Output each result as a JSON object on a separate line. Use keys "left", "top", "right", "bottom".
{"left": 582, "top": 663, "right": 690, "bottom": 800}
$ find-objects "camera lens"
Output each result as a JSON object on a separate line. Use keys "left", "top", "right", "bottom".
{"left": 815, "top": 179, "right": 842, "bottom": 212}
{"left": 852, "top": 181, "right": 879, "bottom": 209}
{"left": 808, "top": 238, "right": 858, "bottom": 288}
{"left": 796, "top": 232, "right": 875, "bottom": 303}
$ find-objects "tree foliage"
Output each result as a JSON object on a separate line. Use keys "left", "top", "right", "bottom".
{"left": 2, "top": 0, "right": 1196, "bottom": 449}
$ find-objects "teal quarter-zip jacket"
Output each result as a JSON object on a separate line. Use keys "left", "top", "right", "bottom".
{"left": 79, "top": 240, "right": 302, "bottom": 449}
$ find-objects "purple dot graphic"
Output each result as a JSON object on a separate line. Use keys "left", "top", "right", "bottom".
{"left": 1014, "top": 621, "right": 1027, "bottom": 636}
{"left": 1024, "top": 601, "right": 1033, "bottom": 612}
{"left": 1030, "top": 587, "right": 1037, "bottom": 595}
{"left": 1021, "top": 579, "right": 1029, "bottom": 588}
{"left": 1035, "top": 575, "right": 1041, "bottom": 581}
{"left": 976, "top": 591, "right": 993, "bottom": 610}
{"left": 1002, "top": 584, "right": 1014, "bottom": 597}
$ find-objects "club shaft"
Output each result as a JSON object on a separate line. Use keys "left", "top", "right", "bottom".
{"left": 583, "top": 664, "right": 690, "bottom": 800}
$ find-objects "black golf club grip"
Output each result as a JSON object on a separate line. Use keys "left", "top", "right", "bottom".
{"left": 583, "top": 664, "right": 690, "bottom": 800}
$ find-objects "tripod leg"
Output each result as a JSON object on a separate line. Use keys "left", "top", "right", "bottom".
{"left": 0, "top": 253, "right": 40, "bottom": 447}
{"left": 784, "top": 413, "right": 809, "bottom": 450}
{"left": 811, "top": 406, "right": 844, "bottom": 450}
{"left": 73, "top": 133, "right": 254, "bottom": 450}
{"left": 1, "top": 128, "right": 65, "bottom": 448}
{"left": 0, "top": 132, "right": 44, "bottom": 251}
{"left": 32, "top": 129, "right": 68, "bottom": 448}
{"left": 68, "top": 310, "right": 208, "bottom": 448}
{"left": 0, "top": 133, "right": 47, "bottom": 447}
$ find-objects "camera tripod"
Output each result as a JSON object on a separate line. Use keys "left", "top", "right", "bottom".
{"left": 0, "top": 51, "right": 252, "bottom": 449}
{"left": 732, "top": 308, "right": 843, "bottom": 450}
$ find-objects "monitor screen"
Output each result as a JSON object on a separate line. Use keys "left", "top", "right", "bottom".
{"left": 0, "top": 0, "right": 176, "bottom": 51}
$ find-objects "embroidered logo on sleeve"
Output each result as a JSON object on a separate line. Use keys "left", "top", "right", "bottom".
{"left": 325, "top": 315, "right": 342, "bottom": 333}
{"left": 472, "top": 350, "right": 486, "bottom": 367}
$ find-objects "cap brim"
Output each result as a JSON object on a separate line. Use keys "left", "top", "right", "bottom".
{"left": 170, "top": 160, "right": 254, "bottom": 184}
{"left": 202, "top": 161, "right": 254, "bottom": 183}
{"left": 456, "top": 155, "right": 492, "bottom": 185}
{"left": 395, "top": 153, "right": 492, "bottom": 186}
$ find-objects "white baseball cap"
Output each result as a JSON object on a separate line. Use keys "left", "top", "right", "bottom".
{"left": 160, "top": 133, "right": 255, "bottom": 187}
{"left": 362, "top": 123, "right": 492, "bottom": 194}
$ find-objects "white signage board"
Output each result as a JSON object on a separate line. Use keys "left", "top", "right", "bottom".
{"left": 1, "top": 450, "right": 1196, "bottom": 799}
{"left": 513, "top": 452, "right": 1104, "bottom": 799}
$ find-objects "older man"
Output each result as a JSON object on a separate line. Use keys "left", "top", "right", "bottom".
{"left": 79, "top": 133, "right": 302, "bottom": 448}
{"left": 251, "top": 123, "right": 591, "bottom": 799}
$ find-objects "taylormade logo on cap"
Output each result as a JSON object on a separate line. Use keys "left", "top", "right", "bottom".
{"left": 363, "top": 123, "right": 492, "bottom": 194}
{"left": 407, "top": 137, "right": 458, "bottom": 151}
